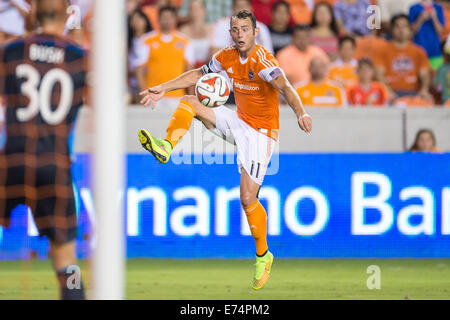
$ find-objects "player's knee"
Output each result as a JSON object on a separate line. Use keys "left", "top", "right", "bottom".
{"left": 240, "top": 193, "right": 257, "bottom": 208}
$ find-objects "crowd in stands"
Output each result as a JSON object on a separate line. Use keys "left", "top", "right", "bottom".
{"left": 2, "top": 0, "right": 450, "bottom": 108}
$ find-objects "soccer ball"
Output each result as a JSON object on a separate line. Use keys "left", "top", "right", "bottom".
{"left": 195, "top": 73, "right": 230, "bottom": 107}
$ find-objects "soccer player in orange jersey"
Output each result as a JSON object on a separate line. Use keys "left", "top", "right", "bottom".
{"left": 138, "top": 10, "right": 312, "bottom": 290}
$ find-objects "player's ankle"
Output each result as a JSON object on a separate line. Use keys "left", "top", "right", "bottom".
{"left": 163, "top": 139, "right": 174, "bottom": 151}
{"left": 256, "top": 250, "right": 268, "bottom": 258}
{"left": 56, "top": 265, "right": 86, "bottom": 300}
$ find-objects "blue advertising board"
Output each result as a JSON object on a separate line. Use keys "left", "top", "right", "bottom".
{"left": 1, "top": 153, "right": 449, "bottom": 260}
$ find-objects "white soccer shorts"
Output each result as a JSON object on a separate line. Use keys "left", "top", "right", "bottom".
{"left": 211, "top": 106, "right": 277, "bottom": 185}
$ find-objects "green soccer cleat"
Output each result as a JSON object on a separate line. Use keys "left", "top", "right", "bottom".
{"left": 252, "top": 251, "right": 274, "bottom": 290}
{"left": 138, "top": 129, "right": 173, "bottom": 164}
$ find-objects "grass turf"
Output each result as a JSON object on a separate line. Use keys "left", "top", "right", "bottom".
{"left": 0, "top": 258, "right": 449, "bottom": 300}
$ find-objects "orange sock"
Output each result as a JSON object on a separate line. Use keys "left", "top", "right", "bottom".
{"left": 244, "top": 200, "right": 268, "bottom": 256}
{"left": 165, "top": 99, "right": 196, "bottom": 148}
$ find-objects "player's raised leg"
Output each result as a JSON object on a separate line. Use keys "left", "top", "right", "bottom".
{"left": 139, "top": 95, "right": 216, "bottom": 163}
{"left": 240, "top": 169, "right": 274, "bottom": 290}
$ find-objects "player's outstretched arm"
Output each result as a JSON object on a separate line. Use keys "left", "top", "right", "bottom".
{"left": 270, "top": 74, "right": 312, "bottom": 133}
{"left": 140, "top": 68, "right": 203, "bottom": 109}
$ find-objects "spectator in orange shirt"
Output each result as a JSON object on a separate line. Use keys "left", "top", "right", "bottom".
{"left": 310, "top": 1, "right": 339, "bottom": 61}
{"left": 286, "top": 0, "right": 313, "bottom": 25}
{"left": 374, "top": 14, "right": 432, "bottom": 102}
{"left": 328, "top": 36, "right": 358, "bottom": 88}
{"left": 409, "top": 129, "right": 443, "bottom": 152}
{"left": 135, "top": 6, "right": 194, "bottom": 101}
{"left": 277, "top": 24, "right": 330, "bottom": 87}
{"left": 296, "top": 57, "right": 347, "bottom": 106}
{"left": 354, "top": 30, "right": 387, "bottom": 61}
{"left": 347, "top": 58, "right": 389, "bottom": 106}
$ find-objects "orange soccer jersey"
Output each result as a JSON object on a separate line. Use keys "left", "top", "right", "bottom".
{"left": 296, "top": 80, "right": 346, "bottom": 107}
{"left": 346, "top": 82, "right": 389, "bottom": 106}
{"left": 142, "top": 31, "right": 190, "bottom": 97}
{"left": 212, "top": 44, "right": 281, "bottom": 139}
{"left": 328, "top": 59, "right": 358, "bottom": 88}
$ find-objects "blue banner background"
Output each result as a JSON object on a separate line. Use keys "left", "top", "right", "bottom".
{"left": 0, "top": 153, "right": 449, "bottom": 260}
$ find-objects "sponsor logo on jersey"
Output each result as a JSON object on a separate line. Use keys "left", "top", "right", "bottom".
{"left": 392, "top": 57, "right": 414, "bottom": 73}
{"left": 234, "top": 81, "right": 260, "bottom": 91}
{"left": 227, "top": 67, "right": 233, "bottom": 74}
{"left": 313, "top": 96, "right": 338, "bottom": 104}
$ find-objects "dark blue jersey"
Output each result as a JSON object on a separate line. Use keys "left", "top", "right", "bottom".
{"left": 0, "top": 33, "right": 87, "bottom": 243}
{"left": 0, "top": 33, "right": 86, "bottom": 157}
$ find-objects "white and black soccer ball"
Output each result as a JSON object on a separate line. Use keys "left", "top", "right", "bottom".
{"left": 195, "top": 73, "right": 230, "bottom": 107}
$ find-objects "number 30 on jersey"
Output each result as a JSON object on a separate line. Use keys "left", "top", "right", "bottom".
{"left": 16, "top": 64, "right": 73, "bottom": 125}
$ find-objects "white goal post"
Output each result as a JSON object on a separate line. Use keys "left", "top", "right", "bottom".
{"left": 92, "top": 0, "right": 126, "bottom": 300}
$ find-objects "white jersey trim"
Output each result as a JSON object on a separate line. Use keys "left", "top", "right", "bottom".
{"left": 258, "top": 66, "right": 285, "bottom": 83}
{"left": 207, "top": 54, "right": 224, "bottom": 73}
{"left": 256, "top": 48, "right": 275, "bottom": 69}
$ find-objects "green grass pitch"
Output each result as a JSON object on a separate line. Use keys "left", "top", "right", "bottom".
{"left": 0, "top": 258, "right": 449, "bottom": 299}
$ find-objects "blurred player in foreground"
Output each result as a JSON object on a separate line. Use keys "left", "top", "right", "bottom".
{"left": 0, "top": 0, "right": 86, "bottom": 299}
{"left": 138, "top": 10, "right": 312, "bottom": 290}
